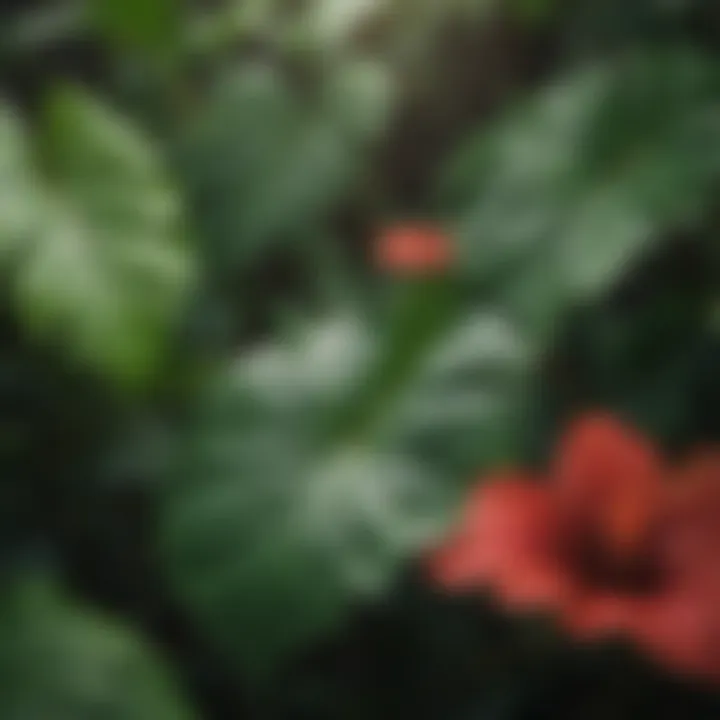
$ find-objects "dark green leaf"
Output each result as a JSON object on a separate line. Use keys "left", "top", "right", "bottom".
{"left": 178, "top": 63, "right": 382, "bottom": 272}
{"left": 442, "top": 49, "right": 720, "bottom": 321}
{"left": 89, "top": 0, "right": 181, "bottom": 54}
{"left": 0, "top": 574, "right": 196, "bottom": 720}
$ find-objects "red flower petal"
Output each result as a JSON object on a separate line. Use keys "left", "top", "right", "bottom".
{"left": 567, "top": 449, "right": 720, "bottom": 681}
{"left": 560, "top": 580, "right": 720, "bottom": 682}
{"left": 668, "top": 450, "right": 720, "bottom": 510}
{"left": 621, "top": 591, "right": 720, "bottom": 682}
{"left": 553, "top": 414, "right": 663, "bottom": 562}
{"left": 427, "top": 411, "right": 720, "bottom": 684}
{"left": 662, "top": 451, "right": 720, "bottom": 588}
{"left": 560, "top": 592, "right": 632, "bottom": 640}
{"left": 429, "top": 475, "right": 570, "bottom": 609}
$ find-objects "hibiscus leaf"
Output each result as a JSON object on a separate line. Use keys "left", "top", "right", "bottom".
{"left": 160, "top": 297, "right": 532, "bottom": 678}
{"left": 0, "top": 88, "right": 194, "bottom": 388}
{"left": 0, "top": 573, "right": 196, "bottom": 720}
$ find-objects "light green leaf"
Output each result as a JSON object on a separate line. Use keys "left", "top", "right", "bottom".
{"left": 323, "top": 59, "right": 395, "bottom": 144}
{"left": 0, "top": 104, "right": 42, "bottom": 257}
{"left": 301, "top": 0, "right": 386, "bottom": 48}
{"left": 160, "top": 307, "right": 531, "bottom": 677}
{"left": 0, "top": 88, "right": 194, "bottom": 387}
{"left": 0, "top": 574, "right": 196, "bottom": 720}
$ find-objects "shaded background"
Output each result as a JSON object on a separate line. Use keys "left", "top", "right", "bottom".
{"left": 2, "top": 0, "right": 720, "bottom": 718}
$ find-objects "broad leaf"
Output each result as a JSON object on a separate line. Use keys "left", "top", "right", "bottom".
{"left": 442, "top": 49, "right": 720, "bottom": 318}
{"left": 178, "top": 63, "right": 386, "bottom": 272}
{"left": 0, "top": 104, "right": 42, "bottom": 257}
{"left": 160, "top": 305, "right": 530, "bottom": 677}
{"left": 0, "top": 88, "right": 194, "bottom": 387}
{"left": 0, "top": 574, "right": 196, "bottom": 720}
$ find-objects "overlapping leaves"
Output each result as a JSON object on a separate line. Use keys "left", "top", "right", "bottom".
{"left": 162, "top": 49, "right": 720, "bottom": 679}
{"left": 161, "top": 300, "right": 531, "bottom": 676}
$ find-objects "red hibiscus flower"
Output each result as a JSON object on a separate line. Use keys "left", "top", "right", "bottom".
{"left": 429, "top": 414, "right": 720, "bottom": 683}
{"left": 374, "top": 223, "right": 452, "bottom": 274}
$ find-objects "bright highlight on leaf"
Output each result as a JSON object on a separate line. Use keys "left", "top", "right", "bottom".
{"left": 0, "top": 87, "right": 194, "bottom": 388}
{"left": 160, "top": 308, "right": 530, "bottom": 678}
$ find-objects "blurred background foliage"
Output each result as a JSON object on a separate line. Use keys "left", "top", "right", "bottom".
{"left": 1, "top": 0, "right": 720, "bottom": 718}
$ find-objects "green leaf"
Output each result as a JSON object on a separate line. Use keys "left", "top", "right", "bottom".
{"left": 0, "top": 574, "right": 196, "bottom": 720}
{"left": 323, "top": 59, "right": 395, "bottom": 145}
{"left": 0, "top": 104, "right": 43, "bottom": 257}
{"left": 299, "top": 0, "right": 385, "bottom": 48}
{"left": 89, "top": 0, "right": 181, "bottom": 54}
{"left": 160, "top": 307, "right": 531, "bottom": 677}
{"left": 0, "top": 88, "right": 194, "bottom": 387}
{"left": 510, "top": 0, "right": 558, "bottom": 22}
{"left": 442, "top": 49, "right": 720, "bottom": 318}
{"left": 178, "top": 63, "right": 379, "bottom": 272}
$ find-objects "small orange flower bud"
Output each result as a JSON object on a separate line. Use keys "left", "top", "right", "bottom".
{"left": 374, "top": 223, "right": 453, "bottom": 275}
